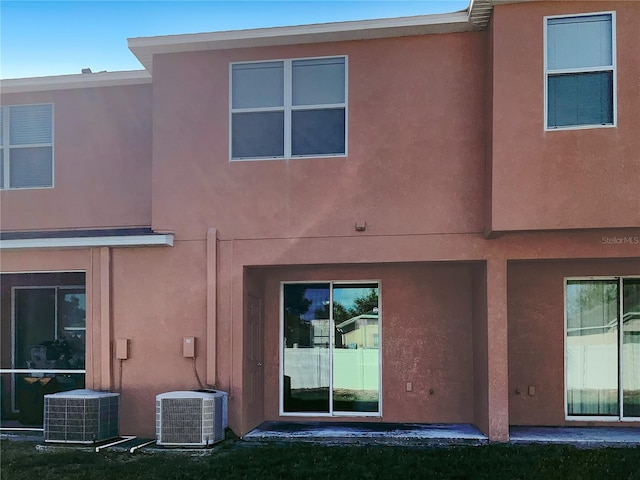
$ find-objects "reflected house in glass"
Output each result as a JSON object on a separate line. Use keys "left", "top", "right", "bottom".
{"left": 1, "top": 0, "right": 639, "bottom": 441}
{"left": 336, "top": 313, "right": 379, "bottom": 349}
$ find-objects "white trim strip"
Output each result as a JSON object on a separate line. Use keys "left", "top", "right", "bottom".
{"left": 0, "top": 428, "right": 45, "bottom": 432}
{"left": 0, "top": 369, "right": 86, "bottom": 374}
{"left": 0, "top": 234, "right": 174, "bottom": 250}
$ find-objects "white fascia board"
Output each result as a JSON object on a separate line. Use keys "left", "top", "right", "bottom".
{"left": 128, "top": 11, "right": 471, "bottom": 72}
{"left": 0, "top": 70, "right": 151, "bottom": 94}
{"left": 0, "top": 234, "right": 174, "bottom": 250}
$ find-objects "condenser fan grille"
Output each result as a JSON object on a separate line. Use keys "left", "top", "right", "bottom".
{"left": 156, "top": 391, "right": 227, "bottom": 447}
{"left": 159, "top": 398, "right": 205, "bottom": 444}
{"left": 44, "top": 390, "right": 120, "bottom": 444}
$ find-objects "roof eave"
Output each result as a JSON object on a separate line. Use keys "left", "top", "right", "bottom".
{"left": 1, "top": 0, "right": 520, "bottom": 89}
{"left": 128, "top": 10, "right": 473, "bottom": 72}
{"left": 0, "top": 70, "right": 151, "bottom": 94}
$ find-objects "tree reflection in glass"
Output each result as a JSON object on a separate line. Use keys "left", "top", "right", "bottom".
{"left": 332, "top": 285, "right": 379, "bottom": 413}
{"left": 283, "top": 284, "right": 330, "bottom": 413}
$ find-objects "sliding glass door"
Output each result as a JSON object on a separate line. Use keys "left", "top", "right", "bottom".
{"left": 566, "top": 277, "right": 640, "bottom": 419}
{"left": 281, "top": 282, "right": 380, "bottom": 415}
{"left": 2, "top": 283, "right": 85, "bottom": 428}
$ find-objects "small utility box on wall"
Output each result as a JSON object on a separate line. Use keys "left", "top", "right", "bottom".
{"left": 183, "top": 337, "right": 195, "bottom": 358}
{"left": 116, "top": 339, "right": 129, "bottom": 360}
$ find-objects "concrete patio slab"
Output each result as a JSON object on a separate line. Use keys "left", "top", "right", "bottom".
{"left": 509, "top": 426, "right": 640, "bottom": 447}
{"left": 242, "top": 421, "right": 488, "bottom": 446}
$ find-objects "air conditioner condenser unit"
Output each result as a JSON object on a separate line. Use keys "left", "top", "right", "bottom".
{"left": 44, "top": 389, "right": 120, "bottom": 444}
{"left": 156, "top": 390, "right": 227, "bottom": 447}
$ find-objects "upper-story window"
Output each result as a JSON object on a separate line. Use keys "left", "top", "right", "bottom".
{"left": 230, "top": 56, "right": 347, "bottom": 160}
{"left": 545, "top": 13, "right": 615, "bottom": 130}
{"left": 0, "top": 104, "right": 54, "bottom": 189}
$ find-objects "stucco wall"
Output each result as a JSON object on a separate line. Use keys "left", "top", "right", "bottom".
{"left": 150, "top": 32, "right": 486, "bottom": 241}
{"left": 489, "top": 1, "right": 640, "bottom": 232}
{"left": 259, "top": 263, "right": 476, "bottom": 426}
{"left": 109, "top": 243, "right": 208, "bottom": 437}
{"left": 0, "top": 84, "right": 152, "bottom": 231}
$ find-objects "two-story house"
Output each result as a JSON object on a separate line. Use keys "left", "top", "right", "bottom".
{"left": 1, "top": 0, "right": 638, "bottom": 442}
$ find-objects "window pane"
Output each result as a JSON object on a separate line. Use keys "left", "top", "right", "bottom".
{"left": 15, "top": 289, "right": 57, "bottom": 370}
{"left": 566, "top": 280, "right": 619, "bottom": 416}
{"left": 58, "top": 290, "right": 86, "bottom": 370}
{"left": 547, "top": 15, "right": 612, "bottom": 70}
{"left": 232, "top": 62, "right": 284, "bottom": 109}
{"left": 292, "top": 57, "right": 345, "bottom": 106}
{"left": 622, "top": 278, "right": 640, "bottom": 417}
{"left": 0, "top": 107, "right": 3, "bottom": 145}
{"left": 10, "top": 104, "right": 52, "bottom": 145}
{"left": 548, "top": 71, "right": 613, "bottom": 127}
{"left": 232, "top": 111, "right": 284, "bottom": 159}
{"left": 10, "top": 147, "right": 53, "bottom": 188}
{"left": 333, "top": 284, "right": 379, "bottom": 413}
{"left": 283, "top": 284, "right": 331, "bottom": 413}
{"left": 292, "top": 108, "right": 345, "bottom": 156}
{"left": 0, "top": 150, "right": 4, "bottom": 188}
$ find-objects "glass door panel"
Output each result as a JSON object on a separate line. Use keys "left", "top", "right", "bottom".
{"left": 57, "top": 289, "right": 86, "bottom": 369}
{"left": 622, "top": 278, "right": 640, "bottom": 417}
{"left": 283, "top": 284, "right": 330, "bottom": 413}
{"left": 332, "top": 284, "right": 379, "bottom": 413}
{"left": 566, "top": 280, "right": 619, "bottom": 416}
{"left": 6, "top": 285, "right": 86, "bottom": 427}
{"left": 15, "top": 288, "right": 56, "bottom": 370}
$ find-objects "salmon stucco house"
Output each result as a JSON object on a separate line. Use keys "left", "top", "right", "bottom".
{"left": 1, "top": 0, "right": 638, "bottom": 443}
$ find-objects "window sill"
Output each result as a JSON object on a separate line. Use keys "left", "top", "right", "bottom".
{"left": 545, "top": 123, "right": 616, "bottom": 132}
{"left": 279, "top": 412, "right": 382, "bottom": 418}
{"left": 231, "top": 153, "right": 347, "bottom": 162}
{"left": 566, "top": 416, "right": 640, "bottom": 422}
{"left": 0, "top": 185, "right": 54, "bottom": 191}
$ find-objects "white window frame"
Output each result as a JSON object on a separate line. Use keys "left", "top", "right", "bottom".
{"left": 564, "top": 276, "right": 640, "bottom": 422}
{"left": 544, "top": 11, "right": 617, "bottom": 131}
{"left": 279, "top": 280, "right": 382, "bottom": 418}
{"left": 229, "top": 55, "right": 348, "bottom": 161}
{"left": 0, "top": 103, "right": 55, "bottom": 190}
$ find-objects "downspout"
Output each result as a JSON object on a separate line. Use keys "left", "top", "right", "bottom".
{"left": 100, "top": 247, "right": 112, "bottom": 391}
{"left": 206, "top": 228, "right": 218, "bottom": 387}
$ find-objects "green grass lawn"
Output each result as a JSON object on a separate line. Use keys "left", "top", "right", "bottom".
{"left": 2, "top": 439, "right": 640, "bottom": 480}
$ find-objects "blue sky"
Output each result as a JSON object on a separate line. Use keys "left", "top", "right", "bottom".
{"left": 0, "top": 0, "right": 469, "bottom": 79}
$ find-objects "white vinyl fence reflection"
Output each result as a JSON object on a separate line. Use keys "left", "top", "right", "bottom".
{"left": 567, "top": 343, "right": 640, "bottom": 390}
{"left": 284, "top": 348, "right": 379, "bottom": 391}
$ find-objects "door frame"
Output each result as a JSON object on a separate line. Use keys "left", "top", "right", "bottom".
{"left": 278, "top": 280, "right": 382, "bottom": 417}
{"left": 564, "top": 275, "right": 640, "bottom": 422}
